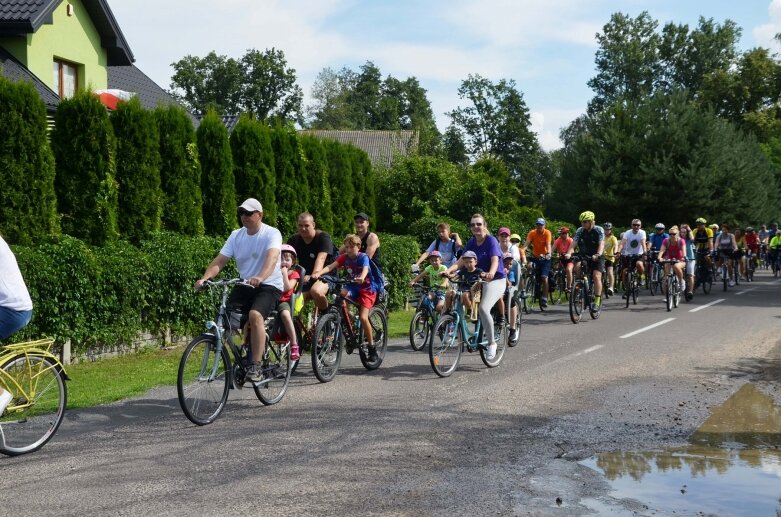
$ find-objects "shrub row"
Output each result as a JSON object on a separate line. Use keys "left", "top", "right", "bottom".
{"left": 10, "top": 232, "right": 419, "bottom": 355}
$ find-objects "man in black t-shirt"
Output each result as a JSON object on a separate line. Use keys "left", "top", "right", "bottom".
{"left": 287, "top": 212, "right": 336, "bottom": 311}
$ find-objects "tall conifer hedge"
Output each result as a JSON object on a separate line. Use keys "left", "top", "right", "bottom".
{"left": 231, "top": 116, "right": 278, "bottom": 226}
{"left": 197, "top": 110, "right": 236, "bottom": 236}
{"left": 0, "top": 77, "right": 58, "bottom": 244}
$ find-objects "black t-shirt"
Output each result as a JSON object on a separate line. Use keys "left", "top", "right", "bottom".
{"left": 287, "top": 231, "right": 335, "bottom": 275}
{"left": 360, "top": 232, "right": 381, "bottom": 267}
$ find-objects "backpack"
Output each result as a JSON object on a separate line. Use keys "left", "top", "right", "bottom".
{"left": 368, "top": 256, "right": 389, "bottom": 295}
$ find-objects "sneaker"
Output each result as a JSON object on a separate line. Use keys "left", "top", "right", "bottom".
{"left": 607, "top": 287, "right": 614, "bottom": 296}
{"left": 485, "top": 343, "right": 497, "bottom": 360}
{"left": 0, "top": 389, "right": 12, "bottom": 415}
{"left": 728, "top": 280, "right": 735, "bottom": 287}
{"left": 685, "top": 291, "right": 693, "bottom": 301}
{"left": 245, "top": 363, "right": 264, "bottom": 383}
{"left": 509, "top": 327, "right": 519, "bottom": 343}
{"left": 540, "top": 297, "right": 548, "bottom": 308}
{"left": 367, "top": 346, "right": 379, "bottom": 363}
{"left": 290, "top": 344, "right": 300, "bottom": 361}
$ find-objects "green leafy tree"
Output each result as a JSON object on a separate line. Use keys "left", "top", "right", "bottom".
{"left": 197, "top": 110, "right": 236, "bottom": 236}
{"left": 230, "top": 116, "right": 277, "bottom": 225}
{"left": 0, "top": 77, "right": 58, "bottom": 244}
{"left": 271, "top": 126, "right": 306, "bottom": 235}
{"left": 349, "top": 146, "right": 376, "bottom": 222}
{"left": 448, "top": 74, "right": 542, "bottom": 205}
{"left": 440, "top": 124, "right": 469, "bottom": 166}
{"left": 51, "top": 91, "right": 118, "bottom": 245}
{"left": 155, "top": 104, "right": 204, "bottom": 236}
{"left": 170, "top": 48, "right": 303, "bottom": 123}
{"left": 112, "top": 97, "right": 162, "bottom": 243}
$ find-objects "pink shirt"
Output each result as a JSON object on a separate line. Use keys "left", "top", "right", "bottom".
{"left": 661, "top": 237, "right": 685, "bottom": 260}
{"left": 554, "top": 236, "right": 572, "bottom": 255}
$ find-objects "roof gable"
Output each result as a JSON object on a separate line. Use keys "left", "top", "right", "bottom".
{"left": 0, "top": 0, "right": 133, "bottom": 65}
{"left": 0, "top": 45, "right": 59, "bottom": 110}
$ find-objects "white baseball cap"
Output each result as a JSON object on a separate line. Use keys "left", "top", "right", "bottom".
{"left": 238, "top": 198, "right": 263, "bottom": 212}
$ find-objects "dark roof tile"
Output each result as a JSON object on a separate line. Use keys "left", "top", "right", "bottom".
{"left": 298, "top": 130, "right": 418, "bottom": 167}
{"left": 108, "top": 64, "right": 196, "bottom": 122}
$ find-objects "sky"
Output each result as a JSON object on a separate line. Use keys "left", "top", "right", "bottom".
{"left": 108, "top": 0, "right": 781, "bottom": 151}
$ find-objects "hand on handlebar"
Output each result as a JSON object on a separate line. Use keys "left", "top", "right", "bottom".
{"left": 194, "top": 278, "right": 208, "bottom": 291}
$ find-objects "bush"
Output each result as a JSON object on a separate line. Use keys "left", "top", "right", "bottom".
{"left": 377, "top": 233, "right": 419, "bottom": 309}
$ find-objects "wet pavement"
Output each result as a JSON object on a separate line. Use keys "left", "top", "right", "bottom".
{"left": 581, "top": 383, "right": 781, "bottom": 515}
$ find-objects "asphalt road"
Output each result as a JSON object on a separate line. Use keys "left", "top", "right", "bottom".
{"left": 3, "top": 270, "right": 781, "bottom": 516}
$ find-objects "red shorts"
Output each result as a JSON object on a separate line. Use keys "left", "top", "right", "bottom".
{"left": 344, "top": 285, "right": 377, "bottom": 308}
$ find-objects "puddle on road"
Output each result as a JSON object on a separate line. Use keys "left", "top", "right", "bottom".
{"left": 581, "top": 384, "right": 781, "bottom": 515}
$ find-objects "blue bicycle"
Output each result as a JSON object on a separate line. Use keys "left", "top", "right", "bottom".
{"left": 428, "top": 280, "right": 507, "bottom": 377}
{"left": 408, "top": 283, "right": 442, "bottom": 351}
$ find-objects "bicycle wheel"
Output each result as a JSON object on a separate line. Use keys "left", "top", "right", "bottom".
{"left": 702, "top": 270, "right": 713, "bottom": 294}
{"left": 481, "top": 318, "right": 507, "bottom": 367}
{"left": 624, "top": 273, "right": 632, "bottom": 308}
{"left": 631, "top": 279, "right": 638, "bottom": 305}
{"left": 649, "top": 266, "right": 657, "bottom": 296}
{"left": 522, "top": 276, "right": 534, "bottom": 314}
{"left": 311, "top": 312, "right": 342, "bottom": 383}
{"left": 569, "top": 281, "right": 584, "bottom": 324}
{"left": 673, "top": 280, "right": 681, "bottom": 308}
{"left": 722, "top": 265, "right": 728, "bottom": 291}
{"left": 508, "top": 292, "right": 522, "bottom": 347}
{"left": 254, "top": 339, "right": 291, "bottom": 406}
{"left": 408, "top": 309, "right": 430, "bottom": 351}
{"left": 0, "top": 354, "right": 67, "bottom": 456}
{"left": 429, "top": 314, "right": 462, "bottom": 377}
{"left": 665, "top": 276, "right": 673, "bottom": 312}
{"left": 177, "top": 334, "right": 230, "bottom": 426}
{"left": 549, "top": 272, "right": 563, "bottom": 304}
{"left": 359, "top": 307, "right": 388, "bottom": 370}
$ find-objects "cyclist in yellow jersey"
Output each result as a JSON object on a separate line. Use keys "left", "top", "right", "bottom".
{"left": 602, "top": 222, "right": 618, "bottom": 296}
{"left": 692, "top": 218, "right": 714, "bottom": 264}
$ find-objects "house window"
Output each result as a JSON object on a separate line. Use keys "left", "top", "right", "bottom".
{"left": 53, "top": 60, "right": 78, "bottom": 98}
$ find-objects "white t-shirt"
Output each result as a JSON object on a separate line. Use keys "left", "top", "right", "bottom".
{"left": 0, "top": 237, "right": 33, "bottom": 311}
{"left": 220, "top": 224, "right": 283, "bottom": 290}
{"left": 620, "top": 229, "right": 647, "bottom": 256}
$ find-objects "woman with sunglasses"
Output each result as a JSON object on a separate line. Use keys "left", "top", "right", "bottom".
{"left": 678, "top": 224, "right": 696, "bottom": 300}
{"left": 444, "top": 214, "right": 506, "bottom": 360}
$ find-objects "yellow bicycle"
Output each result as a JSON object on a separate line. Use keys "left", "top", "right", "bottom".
{"left": 0, "top": 338, "right": 68, "bottom": 456}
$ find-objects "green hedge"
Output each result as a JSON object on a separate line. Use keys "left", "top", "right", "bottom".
{"left": 9, "top": 232, "right": 422, "bottom": 355}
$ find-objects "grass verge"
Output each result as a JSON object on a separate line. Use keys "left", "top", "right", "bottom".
{"left": 64, "top": 309, "right": 415, "bottom": 410}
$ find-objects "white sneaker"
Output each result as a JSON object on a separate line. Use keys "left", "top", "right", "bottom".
{"left": 486, "top": 343, "right": 497, "bottom": 360}
{"left": 728, "top": 280, "right": 735, "bottom": 287}
{"left": 0, "top": 389, "right": 12, "bottom": 415}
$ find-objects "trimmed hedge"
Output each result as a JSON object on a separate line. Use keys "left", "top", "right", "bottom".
{"left": 9, "top": 232, "right": 423, "bottom": 354}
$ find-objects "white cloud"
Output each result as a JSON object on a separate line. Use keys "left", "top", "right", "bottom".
{"left": 531, "top": 108, "right": 584, "bottom": 151}
{"left": 753, "top": 0, "right": 781, "bottom": 50}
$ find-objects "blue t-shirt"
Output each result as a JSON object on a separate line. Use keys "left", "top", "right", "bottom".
{"left": 649, "top": 232, "right": 669, "bottom": 251}
{"left": 336, "top": 252, "right": 373, "bottom": 292}
{"left": 465, "top": 235, "right": 506, "bottom": 280}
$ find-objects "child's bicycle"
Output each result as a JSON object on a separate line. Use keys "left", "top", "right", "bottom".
{"left": 408, "top": 282, "right": 441, "bottom": 351}
{"left": 428, "top": 279, "right": 507, "bottom": 377}
{"left": 0, "top": 337, "right": 68, "bottom": 456}
{"left": 309, "top": 276, "right": 388, "bottom": 383}
{"left": 177, "top": 277, "right": 295, "bottom": 426}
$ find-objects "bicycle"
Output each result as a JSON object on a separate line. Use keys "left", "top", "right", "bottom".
{"left": 717, "top": 251, "right": 735, "bottom": 291}
{"left": 0, "top": 337, "right": 68, "bottom": 456}
{"left": 621, "top": 256, "right": 641, "bottom": 308}
{"left": 521, "top": 260, "right": 545, "bottom": 312}
{"left": 659, "top": 259, "right": 684, "bottom": 312}
{"left": 548, "top": 258, "right": 568, "bottom": 305}
{"left": 745, "top": 250, "right": 756, "bottom": 282}
{"left": 409, "top": 283, "right": 442, "bottom": 351}
{"left": 429, "top": 279, "right": 507, "bottom": 377}
{"left": 309, "top": 276, "right": 388, "bottom": 383}
{"left": 177, "top": 278, "right": 294, "bottom": 426}
{"left": 693, "top": 251, "right": 714, "bottom": 294}
{"left": 569, "top": 254, "right": 602, "bottom": 324}
{"left": 647, "top": 251, "right": 662, "bottom": 296}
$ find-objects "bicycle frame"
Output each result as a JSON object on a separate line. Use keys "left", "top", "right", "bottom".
{"left": 0, "top": 339, "right": 69, "bottom": 406}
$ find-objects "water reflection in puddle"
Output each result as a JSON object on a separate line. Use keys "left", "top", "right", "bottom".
{"left": 582, "top": 384, "right": 781, "bottom": 515}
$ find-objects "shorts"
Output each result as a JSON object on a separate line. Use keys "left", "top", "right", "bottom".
{"left": 0, "top": 307, "right": 32, "bottom": 340}
{"left": 686, "top": 259, "right": 695, "bottom": 277}
{"left": 277, "top": 300, "right": 292, "bottom": 315}
{"left": 303, "top": 276, "right": 334, "bottom": 294}
{"left": 559, "top": 257, "right": 572, "bottom": 267}
{"left": 343, "top": 284, "right": 377, "bottom": 308}
{"left": 227, "top": 284, "right": 282, "bottom": 319}
{"left": 620, "top": 254, "right": 643, "bottom": 269}
{"left": 531, "top": 257, "right": 551, "bottom": 277}
{"left": 578, "top": 255, "right": 605, "bottom": 273}
{"left": 604, "top": 258, "right": 614, "bottom": 268}
{"left": 431, "top": 290, "right": 446, "bottom": 303}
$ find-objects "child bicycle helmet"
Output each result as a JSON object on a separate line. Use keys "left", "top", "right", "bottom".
{"left": 280, "top": 244, "right": 297, "bottom": 257}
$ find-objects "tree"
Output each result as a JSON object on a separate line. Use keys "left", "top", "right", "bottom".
{"left": 440, "top": 124, "right": 468, "bottom": 166}
{"left": 196, "top": 110, "right": 236, "bottom": 236}
{"left": 155, "top": 104, "right": 204, "bottom": 236}
{"left": 324, "top": 140, "right": 355, "bottom": 237}
{"left": 299, "top": 135, "right": 334, "bottom": 233}
{"left": 447, "top": 74, "right": 542, "bottom": 204}
{"left": 230, "top": 116, "right": 277, "bottom": 226}
{"left": 51, "top": 91, "right": 118, "bottom": 245}
{"left": 170, "top": 48, "right": 303, "bottom": 123}
{"left": 112, "top": 97, "right": 162, "bottom": 243}
{"left": 271, "top": 126, "right": 306, "bottom": 236}
{"left": 0, "top": 77, "right": 58, "bottom": 244}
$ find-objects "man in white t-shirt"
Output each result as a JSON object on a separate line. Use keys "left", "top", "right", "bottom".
{"left": 617, "top": 218, "right": 648, "bottom": 290}
{"left": 196, "top": 198, "right": 282, "bottom": 382}
{"left": 0, "top": 235, "right": 34, "bottom": 415}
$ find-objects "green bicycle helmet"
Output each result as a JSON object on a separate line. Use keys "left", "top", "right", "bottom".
{"left": 579, "top": 210, "right": 595, "bottom": 222}
{"left": 695, "top": 217, "right": 706, "bottom": 224}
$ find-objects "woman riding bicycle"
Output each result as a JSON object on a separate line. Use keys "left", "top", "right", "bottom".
{"left": 443, "top": 214, "right": 506, "bottom": 361}
{"left": 657, "top": 226, "right": 686, "bottom": 294}
{"left": 0, "top": 235, "right": 34, "bottom": 415}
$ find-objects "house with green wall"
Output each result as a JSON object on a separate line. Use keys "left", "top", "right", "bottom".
{"left": 0, "top": 0, "right": 181, "bottom": 115}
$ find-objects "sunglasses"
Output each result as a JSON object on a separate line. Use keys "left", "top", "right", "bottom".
{"left": 632, "top": 224, "right": 641, "bottom": 227}
{"left": 238, "top": 209, "right": 258, "bottom": 217}
{"left": 470, "top": 222, "right": 484, "bottom": 227}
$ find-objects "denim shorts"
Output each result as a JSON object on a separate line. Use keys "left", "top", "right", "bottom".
{"left": 0, "top": 307, "right": 32, "bottom": 340}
